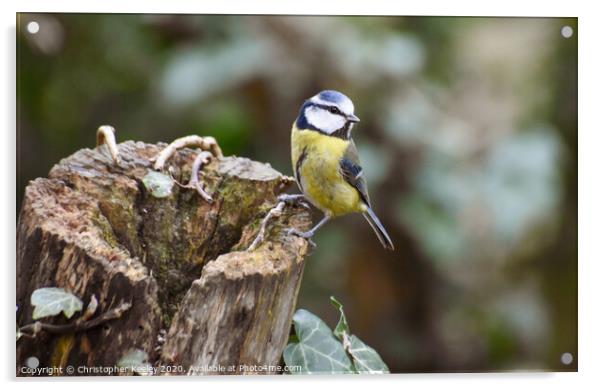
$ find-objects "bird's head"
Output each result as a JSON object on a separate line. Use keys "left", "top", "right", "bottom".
{"left": 296, "top": 90, "right": 360, "bottom": 138}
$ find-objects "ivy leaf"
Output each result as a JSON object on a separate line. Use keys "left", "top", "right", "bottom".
{"left": 347, "top": 335, "right": 389, "bottom": 374}
{"left": 330, "top": 296, "right": 350, "bottom": 341}
{"left": 31, "top": 287, "right": 83, "bottom": 320}
{"left": 118, "top": 349, "right": 152, "bottom": 375}
{"left": 330, "top": 296, "right": 389, "bottom": 374}
{"left": 142, "top": 171, "right": 174, "bottom": 198}
{"left": 283, "top": 309, "right": 354, "bottom": 374}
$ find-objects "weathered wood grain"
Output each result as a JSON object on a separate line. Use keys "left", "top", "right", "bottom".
{"left": 16, "top": 140, "right": 310, "bottom": 376}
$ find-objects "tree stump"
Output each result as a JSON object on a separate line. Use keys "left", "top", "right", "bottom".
{"left": 16, "top": 140, "right": 311, "bottom": 376}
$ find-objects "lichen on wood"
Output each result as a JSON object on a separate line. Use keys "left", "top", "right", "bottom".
{"left": 17, "top": 140, "right": 310, "bottom": 376}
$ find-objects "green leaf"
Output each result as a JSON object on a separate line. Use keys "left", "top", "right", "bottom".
{"left": 142, "top": 171, "right": 174, "bottom": 198}
{"left": 330, "top": 296, "right": 389, "bottom": 374}
{"left": 283, "top": 309, "right": 354, "bottom": 374}
{"left": 117, "top": 349, "right": 152, "bottom": 375}
{"left": 347, "top": 335, "right": 389, "bottom": 374}
{"left": 330, "top": 296, "right": 350, "bottom": 341}
{"left": 31, "top": 287, "right": 83, "bottom": 320}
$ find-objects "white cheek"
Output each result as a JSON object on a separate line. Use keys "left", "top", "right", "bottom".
{"left": 305, "top": 107, "right": 346, "bottom": 134}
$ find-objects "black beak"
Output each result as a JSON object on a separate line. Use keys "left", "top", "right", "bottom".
{"left": 347, "top": 114, "right": 360, "bottom": 123}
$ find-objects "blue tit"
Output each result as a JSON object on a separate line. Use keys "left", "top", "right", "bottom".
{"left": 286, "top": 90, "right": 394, "bottom": 250}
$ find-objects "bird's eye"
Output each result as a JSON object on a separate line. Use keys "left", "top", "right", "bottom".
{"left": 328, "top": 106, "right": 339, "bottom": 114}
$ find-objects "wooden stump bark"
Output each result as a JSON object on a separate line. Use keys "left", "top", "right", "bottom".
{"left": 16, "top": 140, "right": 311, "bottom": 376}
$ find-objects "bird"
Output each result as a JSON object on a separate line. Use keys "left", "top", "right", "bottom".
{"left": 283, "top": 90, "right": 394, "bottom": 250}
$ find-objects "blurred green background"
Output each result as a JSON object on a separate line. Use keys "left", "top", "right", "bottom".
{"left": 17, "top": 14, "right": 577, "bottom": 372}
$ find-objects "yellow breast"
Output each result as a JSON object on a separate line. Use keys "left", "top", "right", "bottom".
{"left": 291, "top": 125, "right": 362, "bottom": 216}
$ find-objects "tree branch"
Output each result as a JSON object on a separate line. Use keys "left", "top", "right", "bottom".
{"left": 19, "top": 301, "right": 132, "bottom": 337}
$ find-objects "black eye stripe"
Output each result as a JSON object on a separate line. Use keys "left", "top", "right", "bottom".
{"left": 311, "top": 103, "right": 345, "bottom": 117}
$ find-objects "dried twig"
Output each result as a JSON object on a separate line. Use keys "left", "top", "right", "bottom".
{"left": 80, "top": 294, "right": 99, "bottom": 322}
{"left": 153, "top": 135, "right": 223, "bottom": 171}
{"left": 96, "top": 125, "right": 121, "bottom": 165}
{"left": 19, "top": 301, "right": 132, "bottom": 338}
{"left": 169, "top": 151, "right": 214, "bottom": 202}
{"left": 248, "top": 194, "right": 311, "bottom": 251}
{"left": 248, "top": 201, "right": 286, "bottom": 251}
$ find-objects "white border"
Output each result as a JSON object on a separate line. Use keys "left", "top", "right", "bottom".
{"left": 3, "top": 1, "right": 599, "bottom": 389}
{"left": 8, "top": 0, "right": 581, "bottom": 16}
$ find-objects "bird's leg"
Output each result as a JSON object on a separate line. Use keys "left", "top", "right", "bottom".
{"left": 285, "top": 215, "right": 330, "bottom": 247}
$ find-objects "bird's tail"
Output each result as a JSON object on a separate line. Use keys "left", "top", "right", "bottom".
{"left": 362, "top": 207, "right": 395, "bottom": 251}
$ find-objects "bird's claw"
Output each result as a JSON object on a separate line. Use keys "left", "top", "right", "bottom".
{"left": 284, "top": 228, "right": 317, "bottom": 248}
{"left": 277, "top": 194, "right": 310, "bottom": 209}
{"left": 299, "top": 201, "right": 311, "bottom": 210}
{"left": 284, "top": 227, "right": 310, "bottom": 238}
